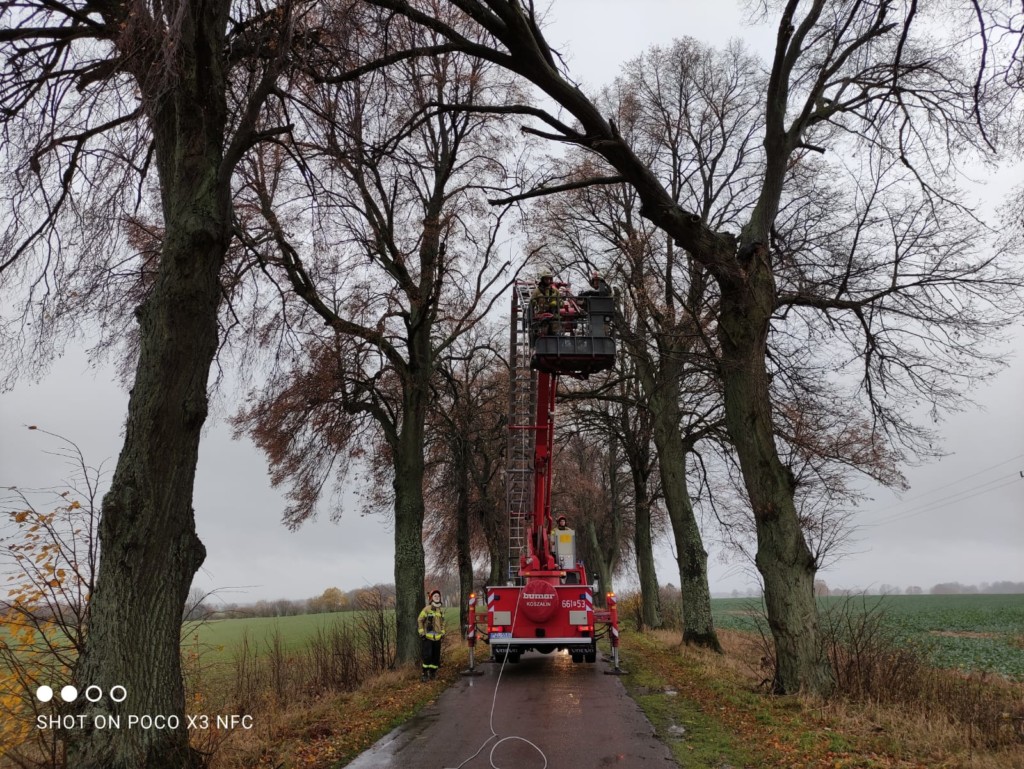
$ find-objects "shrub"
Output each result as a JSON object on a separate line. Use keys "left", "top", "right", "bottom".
{"left": 617, "top": 586, "right": 682, "bottom": 633}
{"left": 751, "top": 594, "right": 1024, "bottom": 750}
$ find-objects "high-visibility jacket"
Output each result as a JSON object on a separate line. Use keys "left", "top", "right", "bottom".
{"left": 418, "top": 605, "right": 446, "bottom": 641}
{"left": 530, "top": 285, "right": 561, "bottom": 316}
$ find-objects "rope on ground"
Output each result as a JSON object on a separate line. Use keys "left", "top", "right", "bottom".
{"left": 443, "top": 588, "right": 548, "bottom": 769}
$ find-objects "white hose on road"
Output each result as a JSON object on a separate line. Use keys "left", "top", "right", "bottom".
{"left": 444, "top": 588, "right": 548, "bottom": 769}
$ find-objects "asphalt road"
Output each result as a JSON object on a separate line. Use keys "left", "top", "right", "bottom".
{"left": 345, "top": 649, "right": 677, "bottom": 769}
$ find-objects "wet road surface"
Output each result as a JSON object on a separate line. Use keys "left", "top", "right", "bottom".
{"left": 345, "top": 650, "right": 676, "bottom": 769}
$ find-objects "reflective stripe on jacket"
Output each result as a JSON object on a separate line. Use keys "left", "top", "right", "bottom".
{"left": 418, "top": 605, "right": 446, "bottom": 640}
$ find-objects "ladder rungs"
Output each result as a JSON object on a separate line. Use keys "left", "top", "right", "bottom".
{"left": 508, "top": 313, "right": 538, "bottom": 586}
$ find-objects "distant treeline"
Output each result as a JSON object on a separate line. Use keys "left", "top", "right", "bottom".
{"left": 192, "top": 584, "right": 398, "bottom": 621}
{"left": 812, "top": 580, "right": 1024, "bottom": 597}
{"left": 924, "top": 581, "right": 1024, "bottom": 595}
{"left": 191, "top": 573, "right": 473, "bottom": 621}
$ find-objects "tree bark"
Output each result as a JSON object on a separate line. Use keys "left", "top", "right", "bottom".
{"left": 664, "top": 458, "right": 718, "bottom": 652}
{"left": 613, "top": 395, "right": 662, "bottom": 629}
{"left": 717, "top": 256, "right": 833, "bottom": 694}
{"left": 454, "top": 436, "right": 474, "bottom": 635}
{"left": 631, "top": 475, "right": 661, "bottom": 630}
{"left": 68, "top": 4, "right": 232, "bottom": 765}
{"left": 393, "top": 385, "right": 428, "bottom": 665}
{"left": 71, "top": 231, "right": 223, "bottom": 769}
{"left": 70, "top": 137, "right": 228, "bottom": 769}
{"left": 480, "top": 502, "right": 506, "bottom": 586}
{"left": 581, "top": 520, "right": 610, "bottom": 606}
{"left": 644, "top": 371, "right": 720, "bottom": 651}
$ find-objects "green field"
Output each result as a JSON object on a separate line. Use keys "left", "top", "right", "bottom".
{"left": 711, "top": 593, "right": 1024, "bottom": 679}
{"left": 177, "top": 596, "right": 1024, "bottom": 679}
{"left": 182, "top": 612, "right": 359, "bottom": 661}
{"left": 180, "top": 608, "right": 460, "bottom": 662}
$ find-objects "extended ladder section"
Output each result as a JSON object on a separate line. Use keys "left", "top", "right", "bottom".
{"left": 505, "top": 283, "right": 536, "bottom": 584}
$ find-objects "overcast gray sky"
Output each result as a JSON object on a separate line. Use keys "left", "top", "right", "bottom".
{"left": 1, "top": 1, "right": 1021, "bottom": 603}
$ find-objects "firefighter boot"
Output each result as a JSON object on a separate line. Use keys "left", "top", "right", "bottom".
{"left": 429, "top": 669, "right": 436, "bottom": 680}
{"left": 420, "top": 670, "right": 429, "bottom": 682}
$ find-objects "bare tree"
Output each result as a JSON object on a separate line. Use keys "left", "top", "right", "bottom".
{"left": 572, "top": 373, "right": 664, "bottom": 629}
{"left": 529, "top": 39, "right": 753, "bottom": 648}
{"left": 357, "top": 0, "right": 1023, "bottom": 695}
{"left": 0, "top": 0, "right": 315, "bottom": 764}
{"left": 231, "top": 9, "right": 518, "bottom": 664}
{"left": 424, "top": 328, "right": 507, "bottom": 630}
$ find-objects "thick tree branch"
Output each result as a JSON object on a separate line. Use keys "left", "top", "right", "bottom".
{"left": 487, "top": 174, "right": 625, "bottom": 205}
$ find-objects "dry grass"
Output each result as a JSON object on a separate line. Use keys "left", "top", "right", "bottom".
{"left": 7, "top": 605, "right": 1017, "bottom": 769}
{"left": 193, "top": 637, "right": 468, "bottom": 769}
{"left": 641, "top": 627, "right": 1024, "bottom": 769}
{"left": 203, "top": 606, "right": 1023, "bottom": 769}
{"left": 0, "top": 599, "right": 461, "bottom": 769}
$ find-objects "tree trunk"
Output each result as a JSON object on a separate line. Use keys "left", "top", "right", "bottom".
{"left": 617, "top": 396, "right": 661, "bottom": 629}
{"left": 665, "top": 461, "right": 719, "bottom": 651}
{"left": 479, "top": 503, "right": 506, "bottom": 586}
{"left": 454, "top": 438, "right": 474, "bottom": 635}
{"left": 393, "top": 399, "right": 427, "bottom": 666}
{"left": 631, "top": 477, "right": 661, "bottom": 630}
{"left": 648, "top": 384, "right": 720, "bottom": 652}
{"left": 70, "top": 190, "right": 228, "bottom": 769}
{"left": 69, "top": 9, "right": 232, "bottom": 764}
{"left": 717, "top": 261, "right": 833, "bottom": 695}
{"left": 584, "top": 520, "right": 613, "bottom": 603}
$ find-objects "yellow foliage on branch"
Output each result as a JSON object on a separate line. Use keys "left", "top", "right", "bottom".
{"left": 0, "top": 428, "right": 103, "bottom": 766}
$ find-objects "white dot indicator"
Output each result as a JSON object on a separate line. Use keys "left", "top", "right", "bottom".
{"left": 36, "top": 685, "right": 54, "bottom": 703}
{"left": 60, "top": 685, "right": 78, "bottom": 702}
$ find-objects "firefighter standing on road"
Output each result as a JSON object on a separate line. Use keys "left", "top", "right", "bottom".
{"left": 418, "top": 589, "right": 446, "bottom": 681}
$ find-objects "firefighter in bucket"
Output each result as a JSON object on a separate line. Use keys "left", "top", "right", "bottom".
{"left": 418, "top": 589, "right": 446, "bottom": 681}
{"left": 529, "top": 269, "right": 562, "bottom": 341}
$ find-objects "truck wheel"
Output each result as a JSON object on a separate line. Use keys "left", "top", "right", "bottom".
{"left": 571, "top": 652, "right": 583, "bottom": 664}
{"left": 585, "top": 650, "right": 596, "bottom": 663}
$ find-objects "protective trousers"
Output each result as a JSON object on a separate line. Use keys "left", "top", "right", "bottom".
{"left": 421, "top": 637, "right": 442, "bottom": 672}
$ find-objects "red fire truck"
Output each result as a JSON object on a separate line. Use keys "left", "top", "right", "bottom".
{"left": 467, "top": 278, "right": 621, "bottom": 666}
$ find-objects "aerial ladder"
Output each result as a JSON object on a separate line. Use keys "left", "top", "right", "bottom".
{"left": 466, "top": 277, "right": 621, "bottom": 666}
